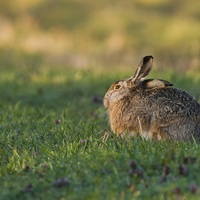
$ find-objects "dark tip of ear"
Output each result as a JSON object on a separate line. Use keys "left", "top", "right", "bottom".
{"left": 142, "top": 55, "right": 154, "bottom": 64}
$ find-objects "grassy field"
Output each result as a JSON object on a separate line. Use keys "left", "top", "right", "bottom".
{"left": 1, "top": 0, "right": 200, "bottom": 199}
{"left": 1, "top": 55, "right": 200, "bottom": 199}
{"left": 0, "top": 0, "right": 200, "bottom": 69}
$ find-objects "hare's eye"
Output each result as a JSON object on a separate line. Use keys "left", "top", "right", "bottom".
{"left": 115, "top": 84, "right": 121, "bottom": 90}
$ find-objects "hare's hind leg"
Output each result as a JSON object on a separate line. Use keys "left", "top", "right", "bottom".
{"left": 150, "top": 126, "right": 168, "bottom": 141}
{"left": 151, "top": 131, "right": 166, "bottom": 141}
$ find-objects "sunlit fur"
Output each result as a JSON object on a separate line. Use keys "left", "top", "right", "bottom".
{"left": 104, "top": 56, "right": 200, "bottom": 141}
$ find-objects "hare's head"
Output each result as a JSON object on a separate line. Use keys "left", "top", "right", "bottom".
{"left": 104, "top": 79, "right": 131, "bottom": 108}
{"left": 104, "top": 55, "right": 154, "bottom": 108}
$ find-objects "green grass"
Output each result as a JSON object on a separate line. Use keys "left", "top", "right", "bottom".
{"left": 1, "top": 60, "right": 200, "bottom": 200}
{"left": 1, "top": 0, "right": 200, "bottom": 199}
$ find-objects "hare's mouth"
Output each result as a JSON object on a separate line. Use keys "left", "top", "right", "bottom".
{"left": 103, "top": 97, "right": 109, "bottom": 107}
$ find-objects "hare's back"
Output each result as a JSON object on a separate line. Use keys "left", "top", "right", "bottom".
{"left": 147, "top": 87, "right": 200, "bottom": 117}
{"left": 145, "top": 87, "right": 200, "bottom": 140}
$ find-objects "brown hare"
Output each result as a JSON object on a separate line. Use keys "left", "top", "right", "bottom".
{"left": 104, "top": 56, "right": 200, "bottom": 141}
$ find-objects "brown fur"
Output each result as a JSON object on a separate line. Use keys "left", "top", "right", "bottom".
{"left": 104, "top": 56, "right": 200, "bottom": 141}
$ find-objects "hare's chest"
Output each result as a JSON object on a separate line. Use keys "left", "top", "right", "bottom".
{"left": 109, "top": 104, "right": 138, "bottom": 135}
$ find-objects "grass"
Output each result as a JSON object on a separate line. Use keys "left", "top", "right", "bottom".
{"left": 1, "top": 57, "right": 200, "bottom": 199}
{"left": 1, "top": 0, "right": 200, "bottom": 199}
{"left": 0, "top": 0, "right": 200, "bottom": 68}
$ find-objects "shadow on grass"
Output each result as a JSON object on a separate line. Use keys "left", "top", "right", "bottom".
{"left": 1, "top": 65, "right": 200, "bottom": 111}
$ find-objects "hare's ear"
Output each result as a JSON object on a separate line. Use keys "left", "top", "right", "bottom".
{"left": 141, "top": 79, "right": 173, "bottom": 90}
{"left": 129, "top": 55, "right": 153, "bottom": 85}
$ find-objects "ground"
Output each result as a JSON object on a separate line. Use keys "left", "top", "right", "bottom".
{"left": 1, "top": 0, "right": 200, "bottom": 199}
{"left": 1, "top": 60, "right": 200, "bottom": 199}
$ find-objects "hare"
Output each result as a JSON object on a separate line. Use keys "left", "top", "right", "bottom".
{"left": 104, "top": 56, "right": 200, "bottom": 141}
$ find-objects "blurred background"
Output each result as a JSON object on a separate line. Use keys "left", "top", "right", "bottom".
{"left": 0, "top": 0, "right": 200, "bottom": 71}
